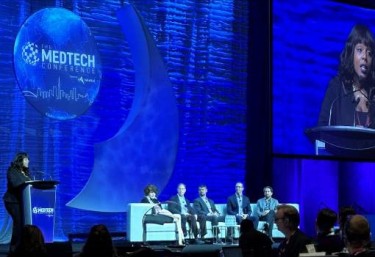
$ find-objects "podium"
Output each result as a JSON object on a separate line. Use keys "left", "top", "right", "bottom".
{"left": 305, "top": 126, "right": 375, "bottom": 158}
{"left": 22, "top": 180, "right": 59, "bottom": 242}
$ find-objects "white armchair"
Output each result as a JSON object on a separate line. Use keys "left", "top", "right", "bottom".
{"left": 128, "top": 203, "right": 179, "bottom": 242}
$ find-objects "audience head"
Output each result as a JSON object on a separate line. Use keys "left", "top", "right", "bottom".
{"left": 240, "top": 219, "right": 255, "bottom": 234}
{"left": 82, "top": 224, "right": 115, "bottom": 257}
{"left": 339, "top": 206, "right": 356, "bottom": 231}
{"left": 16, "top": 225, "right": 47, "bottom": 256}
{"left": 316, "top": 208, "right": 337, "bottom": 234}
{"left": 344, "top": 215, "right": 371, "bottom": 253}
{"left": 143, "top": 184, "right": 158, "bottom": 197}
{"left": 275, "top": 205, "right": 300, "bottom": 236}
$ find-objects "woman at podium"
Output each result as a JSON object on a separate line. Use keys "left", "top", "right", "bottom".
{"left": 2, "top": 152, "right": 31, "bottom": 254}
{"left": 318, "top": 24, "right": 375, "bottom": 128}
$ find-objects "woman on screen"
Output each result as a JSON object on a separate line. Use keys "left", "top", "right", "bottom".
{"left": 318, "top": 24, "right": 375, "bottom": 128}
{"left": 2, "top": 152, "right": 31, "bottom": 255}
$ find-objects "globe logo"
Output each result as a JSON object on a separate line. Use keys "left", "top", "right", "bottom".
{"left": 13, "top": 8, "right": 102, "bottom": 120}
{"left": 22, "top": 42, "right": 39, "bottom": 66}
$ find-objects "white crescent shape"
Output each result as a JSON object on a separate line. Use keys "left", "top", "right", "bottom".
{"left": 66, "top": 4, "right": 179, "bottom": 212}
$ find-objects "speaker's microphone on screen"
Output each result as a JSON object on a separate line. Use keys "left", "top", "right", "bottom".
{"left": 328, "top": 89, "right": 360, "bottom": 126}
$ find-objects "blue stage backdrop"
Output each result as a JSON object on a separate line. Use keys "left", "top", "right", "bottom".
{"left": 0, "top": 0, "right": 249, "bottom": 240}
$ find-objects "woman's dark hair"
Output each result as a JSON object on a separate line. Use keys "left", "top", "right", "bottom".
{"left": 339, "top": 24, "right": 375, "bottom": 88}
{"left": 81, "top": 224, "right": 116, "bottom": 257}
{"left": 144, "top": 184, "right": 158, "bottom": 196}
{"left": 339, "top": 206, "right": 356, "bottom": 230}
{"left": 10, "top": 152, "right": 29, "bottom": 175}
{"left": 316, "top": 208, "right": 337, "bottom": 233}
{"left": 14, "top": 225, "right": 47, "bottom": 257}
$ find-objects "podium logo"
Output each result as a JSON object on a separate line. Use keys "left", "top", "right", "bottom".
{"left": 13, "top": 7, "right": 102, "bottom": 120}
{"left": 32, "top": 207, "right": 54, "bottom": 217}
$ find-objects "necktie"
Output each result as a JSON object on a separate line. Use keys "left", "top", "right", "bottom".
{"left": 205, "top": 199, "right": 213, "bottom": 213}
{"left": 238, "top": 197, "right": 243, "bottom": 215}
{"left": 181, "top": 198, "right": 188, "bottom": 214}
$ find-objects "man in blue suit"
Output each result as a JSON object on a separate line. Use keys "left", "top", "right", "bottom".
{"left": 227, "top": 182, "right": 259, "bottom": 229}
{"left": 193, "top": 185, "right": 225, "bottom": 242}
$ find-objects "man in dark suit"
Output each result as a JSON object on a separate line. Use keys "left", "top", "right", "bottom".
{"left": 276, "top": 204, "right": 312, "bottom": 257}
{"left": 168, "top": 183, "right": 205, "bottom": 244}
{"left": 239, "top": 219, "right": 273, "bottom": 257}
{"left": 227, "top": 182, "right": 259, "bottom": 229}
{"left": 193, "top": 185, "right": 225, "bottom": 241}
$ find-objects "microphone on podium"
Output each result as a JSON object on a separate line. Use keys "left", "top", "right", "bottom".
{"left": 31, "top": 169, "right": 52, "bottom": 181}
{"left": 31, "top": 169, "right": 43, "bottom": 180}
{"left": 328, "top": 89, "right": 361, "bottom": 126}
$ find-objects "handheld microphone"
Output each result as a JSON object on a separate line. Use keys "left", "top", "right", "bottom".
{"left": 328, "top": 89, "right": 361, "bottom": 126}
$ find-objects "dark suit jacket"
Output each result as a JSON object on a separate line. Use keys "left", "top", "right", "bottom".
{"left": 227, "top": 194, "right": 252, "bottom": 215}
{"left": 239, "top": 229, "right": 273, "bottom": 257}
{"left": 278, "top": 229, "right": 312, "bottom": 257}
{"left": 168, "top": 195, "right": 196, "bottom": 215}
{"left": 318, "top": 76, "right": 375, "bottom": 127}
{"left": 3, "top": 167, "right": 31, "bottom": 203}
{"left": 193, "top": 197, "right": 219, "bottom": 215}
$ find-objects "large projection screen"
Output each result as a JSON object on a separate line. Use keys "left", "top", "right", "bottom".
{"left": 272, "top": 0, "right": 375, "bottom": 159}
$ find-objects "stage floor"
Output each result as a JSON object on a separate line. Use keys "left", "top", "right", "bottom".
{"left": 0, "top": 242, "right": 84, "bottom": 257}
{"left": 0, "top": 240, "right": 245, "bottom": 257}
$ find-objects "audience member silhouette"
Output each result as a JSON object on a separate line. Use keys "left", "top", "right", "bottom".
{"left": 344, "top": 215, "right": 375, "bottom": 257}
{"left": 314, "top": 208, "right": 344, "bottom": 254}
{"left": 239, "top": 219, "right": 272, "bottom": 257}
{"left": 75, "top": 224, "right": 118, "bottom": 257}
{"left": 338, "top": 206, "right": 356, "bottom": 241}
{"left": 12, "top": 225, "right": 47, "bottom": 257}
{"left": 276, "top": 204, "right": 312, "bottom": 257}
